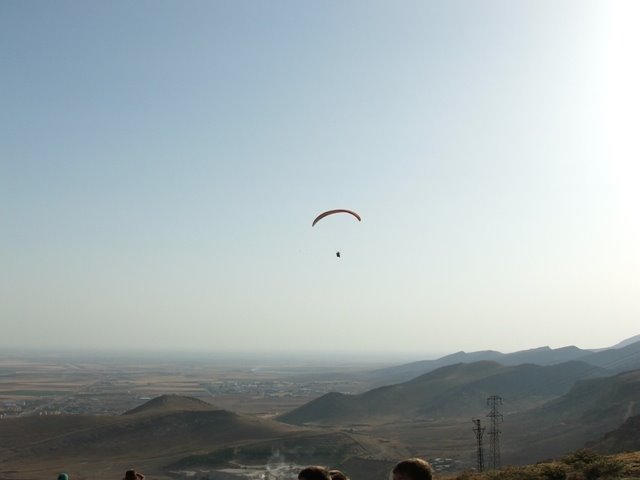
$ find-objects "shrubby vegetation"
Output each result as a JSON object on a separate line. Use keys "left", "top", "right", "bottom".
{"left": 453, "top": 449, "right": 629, "bottom": 480}
{"left": 560, "top": 449, "right": 625, "bottom": 480}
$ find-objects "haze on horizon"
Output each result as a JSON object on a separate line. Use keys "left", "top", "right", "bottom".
{"left": 1, "top": 1, "right": 639, "bottom": 356}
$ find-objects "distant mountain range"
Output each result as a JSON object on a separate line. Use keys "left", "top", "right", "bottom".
{"left": 366, "top": 337, "right": 640, "bottom": 386}
{"left": 611, "top": 334, "right": 640, "bottom": 348}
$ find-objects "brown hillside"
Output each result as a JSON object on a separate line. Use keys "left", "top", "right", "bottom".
{"left": 0, "top": 414, "right": 114, "bottom": 454}
{"left": 0, "top": 395, "right": 408, "bottom": 480}
{"left": 5, "top": 409, "right": 300, "bottom": 461}
{"left": 0, "top": 395, "right": 307, "bottom": 480}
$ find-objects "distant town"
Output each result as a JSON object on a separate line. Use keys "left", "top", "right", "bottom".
{"left": 0, "top": 356, "right": 364, "bottom": 418}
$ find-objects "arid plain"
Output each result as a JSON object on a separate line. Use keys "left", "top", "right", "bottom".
{"left": 0, "top": 352, "right": 373, "bottom": 418}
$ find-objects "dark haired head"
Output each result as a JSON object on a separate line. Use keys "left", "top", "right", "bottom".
{"left": 298, "top": 466, "right": 331, "bottom": 480}
{"left": 329, "top": 470, "right": 349, "bottom": 480}
{"left": 123, "top": 471, "right": 144, "bottom": 480}
{"left": 392, "top": 458, "right": 433, "bottom": 480}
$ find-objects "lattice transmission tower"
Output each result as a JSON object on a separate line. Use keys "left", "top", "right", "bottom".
{"left": 472, "top": 418, "right": 485, "bottom": 472}
{"left": 486, "top": 395, "right": 503, "bottom": 470}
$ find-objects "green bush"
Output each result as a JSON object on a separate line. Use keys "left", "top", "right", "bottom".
{"left": 451, "top": 450, "right": 627, "bottom": 480}
{"left": 559, "top": 449, "right": 625, "bottom": 480}
{"left": 561, "top": 449, "right": 602, "bottom": 467}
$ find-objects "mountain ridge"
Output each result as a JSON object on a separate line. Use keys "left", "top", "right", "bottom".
{"left": 367, "top": 336, "right": 640, "bottom": 386}
{"left": 279, "top": 360, "right": 606, "bottom": 425}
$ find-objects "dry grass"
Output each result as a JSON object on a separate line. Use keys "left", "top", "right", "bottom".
{"left": 439, "top": 450, "right": 640, "bottom": 480}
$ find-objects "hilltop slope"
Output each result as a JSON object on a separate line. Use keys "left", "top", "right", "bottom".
{"left": 123, "top": 393, "right": 219, "bottom": 416}
{"left": 587, "top": 414, "right": 640, "bottom": 453}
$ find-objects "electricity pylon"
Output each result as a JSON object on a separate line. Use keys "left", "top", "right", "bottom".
{"left": 472, "top": 418, "right": 485, "bottom": 472}
{"left": 486, "top": 395, "right": 503, "bottom": 470}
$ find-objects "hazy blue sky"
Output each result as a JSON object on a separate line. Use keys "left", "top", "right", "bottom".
{"left": 2, "top": 1, "right": 639, "bottom": 357}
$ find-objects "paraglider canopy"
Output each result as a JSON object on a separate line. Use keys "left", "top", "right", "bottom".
{"left": 312, "top": 209, "right": 361, "bottom": 227}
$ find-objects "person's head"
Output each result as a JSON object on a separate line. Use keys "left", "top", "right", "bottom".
{"left": 57, "top": 474, "right": 69, "bottom": 480}
{"left": 298, "top": 466, "right": 331, "bottom": 480}
{"left": 124, "top": 470, "right": 142, "bottom": 480}
{"left": 329, "top": 469, "right": 349, "bottom": 480}
{"left": 392, "top": 458, "right": 433, "bottom": 480}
